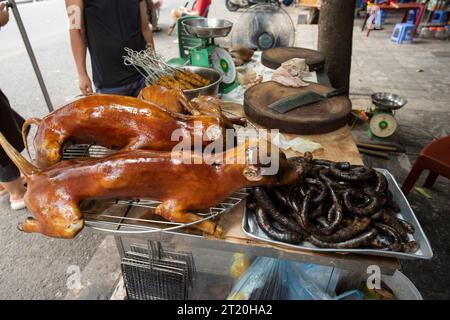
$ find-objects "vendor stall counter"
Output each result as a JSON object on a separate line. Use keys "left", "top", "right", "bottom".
{"left": 85, "top": 119, "right": 401, "bottom": 276}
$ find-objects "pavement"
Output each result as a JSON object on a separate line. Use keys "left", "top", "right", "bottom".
{"left": 349, "top": 15, "right": 450, "bottom": 300}
{"left": 0, "top": 0, "right": 181, "bottom": 300}
{"left": 0, "top": 0, "right": 449, "bottom": 299}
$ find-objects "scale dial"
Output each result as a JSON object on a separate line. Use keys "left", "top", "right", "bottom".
{"left": 369, "top": 113, "right": 397, "bottom": 138}
{"left": 211, "top": 47, "right": 236, "bottom": 84}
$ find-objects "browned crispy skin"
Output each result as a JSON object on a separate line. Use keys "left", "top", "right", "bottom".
{"left": 138, "top": 85, "right": 187, "bottom": 114}
{"left": 27, "top": 94, "right": 225, "bottom": 168}
{"left": 138, "top": 87, "right": 246, "bottom": 128}
{"left": 190, "top": 96, "right": 247, "bottom": 129}
{"left": 0, "top": 137, "right": 299, "bottom": 239}
{"left": 191, "top": 95, "right": 223, "bottom": 117}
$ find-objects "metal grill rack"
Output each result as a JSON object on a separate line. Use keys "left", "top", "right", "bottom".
{"left": 121, "top": 240, "right": 196, "bottom": 300}
{"left": 62, "top": 144, "right": 249, "bottom": 236}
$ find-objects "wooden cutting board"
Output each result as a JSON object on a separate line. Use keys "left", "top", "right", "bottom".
{"left": 261, "top": 47, "right": 326, "bottom": 71}
{"left": 244, "top": 81, "right": 352, "bottom": 135}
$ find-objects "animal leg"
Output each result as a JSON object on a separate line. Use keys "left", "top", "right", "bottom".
{"left": 228, "top": 117, "right": 247, "bottom": 126}
{"left": 38, "top": 132, "right": 66, "bottom": 168}
{"left": 123, "top": 137, "right": 152, "bottom": 151}
{"left": 155, "top": 202, "right": 221, "bottom": 237}
{"left": 178, "top": 95, "right": 201, "bottom": 116}
{"left": 18, "top": 217, "right": 42, "bottom": 234}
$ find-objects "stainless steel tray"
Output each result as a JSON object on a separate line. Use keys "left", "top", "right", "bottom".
{"left": 242, "top": 169, "right": 433, "bottom": 260}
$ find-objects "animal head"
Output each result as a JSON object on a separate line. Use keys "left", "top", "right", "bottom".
{"left": 138, "top": 84, "right": 186, "bottom": 114}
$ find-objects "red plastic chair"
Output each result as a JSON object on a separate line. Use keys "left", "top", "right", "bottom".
{"left": 401, "top": 135, "right": 450, "bottom": 195}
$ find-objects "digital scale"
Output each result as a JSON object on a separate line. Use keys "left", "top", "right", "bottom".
{"left": 182, "top": 18, "right": 240, "bottom": 94}
{"left": 368, "top": 92, "right": 407, "bottom": 139}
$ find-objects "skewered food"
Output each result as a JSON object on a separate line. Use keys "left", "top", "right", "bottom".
{"left": 22, "top": 94, "right": 225, "bottom": 168}
{"left": 247, "top": 153, "right": 419, "bottom": 253}
{"left": 176, "top": 70, "right": 210, "bottom": 87}
{"left": 0, "top": 134, "right": 299, "bottom": 239}
{"left": 156, "top": 70, "right": 211, "bottom": 90}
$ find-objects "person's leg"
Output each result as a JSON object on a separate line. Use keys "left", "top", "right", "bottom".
{"left": 1, "top": 177, "right": 26, "bottom": 201}
{"left": 151, "top": 9, "right": 160, "bottom": 31}
{"left": 0, "top": 162, "right": 25, "bottom": 203}
{"left": 168, "top": 8, "right": 184, "bottom": 35}
{"left": 0, "top": 90, "right": 27, "bottom": 209}
{"left": 147, "top": 0, "right": 161, "bottom": 31}
{"left": 153, "top": 0, "right": 162, "bottom": 10}
{"left": 170, "top": 8, "right": 182, "bottom": 23}
{"left": 146, "top": 0, "right": 153, "bottom": 24}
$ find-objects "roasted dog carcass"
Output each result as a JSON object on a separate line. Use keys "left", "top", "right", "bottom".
{"left": 137, "top": 84, "right": 195, "bottom": 114}
{"left": 190, "top": 95, "right": 247, "bottom": 129}
{"left": 139, "top": 85, "right": 246, "bottom": 129}
{"left": 22, "top": 94, "right": 225, "bottom": 168}
{"left": 0, "top": 133, "right": 299, "bottom": 239}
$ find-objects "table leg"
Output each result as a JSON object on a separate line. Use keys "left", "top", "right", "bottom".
{"left": 414, "top": 5, "right": 426, "bottom": 35}
{"left": 402, "top": 9, "right": 408, "bottom": 23}
{"left": 362, "top": 12, "right": 369, "bottom": 31}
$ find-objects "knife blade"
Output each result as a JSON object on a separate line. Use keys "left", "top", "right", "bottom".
{"left": 268, "top": 87, "right": 347, "bottom": 114}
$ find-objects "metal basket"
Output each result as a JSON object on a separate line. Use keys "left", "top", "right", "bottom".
{"left": 121, "top": 240, "right": 196, "bottom": 300}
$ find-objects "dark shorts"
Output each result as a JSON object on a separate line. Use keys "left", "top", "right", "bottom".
{"left": 96, "top": 77, "right": 146, "bottom": 97}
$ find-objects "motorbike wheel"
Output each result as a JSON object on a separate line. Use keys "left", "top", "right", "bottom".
{"left": 226, "top": 0, "right": 240, "bottom": 11}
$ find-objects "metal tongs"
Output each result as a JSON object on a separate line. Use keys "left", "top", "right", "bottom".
{"left": 123, "top": 47, "right": 177, "bottom": 85}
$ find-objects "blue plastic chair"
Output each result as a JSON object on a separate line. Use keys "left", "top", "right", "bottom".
{"left": 407, "top": 9, "right": 415, "bottom": 23}
{"left": 431, "top": 10, "right": 447, "bottom": 24}
{"left": 391, "top": 23, "right": 415, "bottom": 44}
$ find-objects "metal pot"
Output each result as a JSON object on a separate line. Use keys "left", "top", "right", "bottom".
{"left": 181, "top": 66, "right": 222, "bottom": 100}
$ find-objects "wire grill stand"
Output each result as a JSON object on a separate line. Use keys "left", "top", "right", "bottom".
{"left": 121, "top": 240, "right": 196, "bottom": 300}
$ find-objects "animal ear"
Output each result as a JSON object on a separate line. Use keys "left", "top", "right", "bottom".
{"left": 243, "top": 165, "right": 263, "bottom": 182}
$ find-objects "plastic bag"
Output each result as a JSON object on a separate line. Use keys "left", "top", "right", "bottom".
{"left": 228, "top": 257, "right": 331, "bottom": 300}
{"left": 227, "top": 257, "right": 363, "bottom": 300}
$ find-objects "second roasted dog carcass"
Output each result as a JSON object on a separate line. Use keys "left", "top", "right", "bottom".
{"left": 23, "top": 94, "right": 226, "bottom": 168}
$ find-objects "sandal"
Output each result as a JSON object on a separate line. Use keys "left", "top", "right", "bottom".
{"left": 152, "top": 26, "right": 162, "bottom": 33}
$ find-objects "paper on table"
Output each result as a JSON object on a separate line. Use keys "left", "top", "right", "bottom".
{"left": 272, "top": 132, "right": 323, "bottom": 153}
{"left": 222, "top": 51, "right": 318, "bottom": 104}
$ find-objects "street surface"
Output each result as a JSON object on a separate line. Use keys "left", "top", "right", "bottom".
{"left": 0, "top": 0, "right": 449, "bottom": 299}
{"left": 0, "top": 0, "right": 181, "bottom": 299}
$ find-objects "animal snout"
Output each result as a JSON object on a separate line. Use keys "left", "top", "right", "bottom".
{"left": 63, "top": 219, "right": 85, "bottom": 239}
